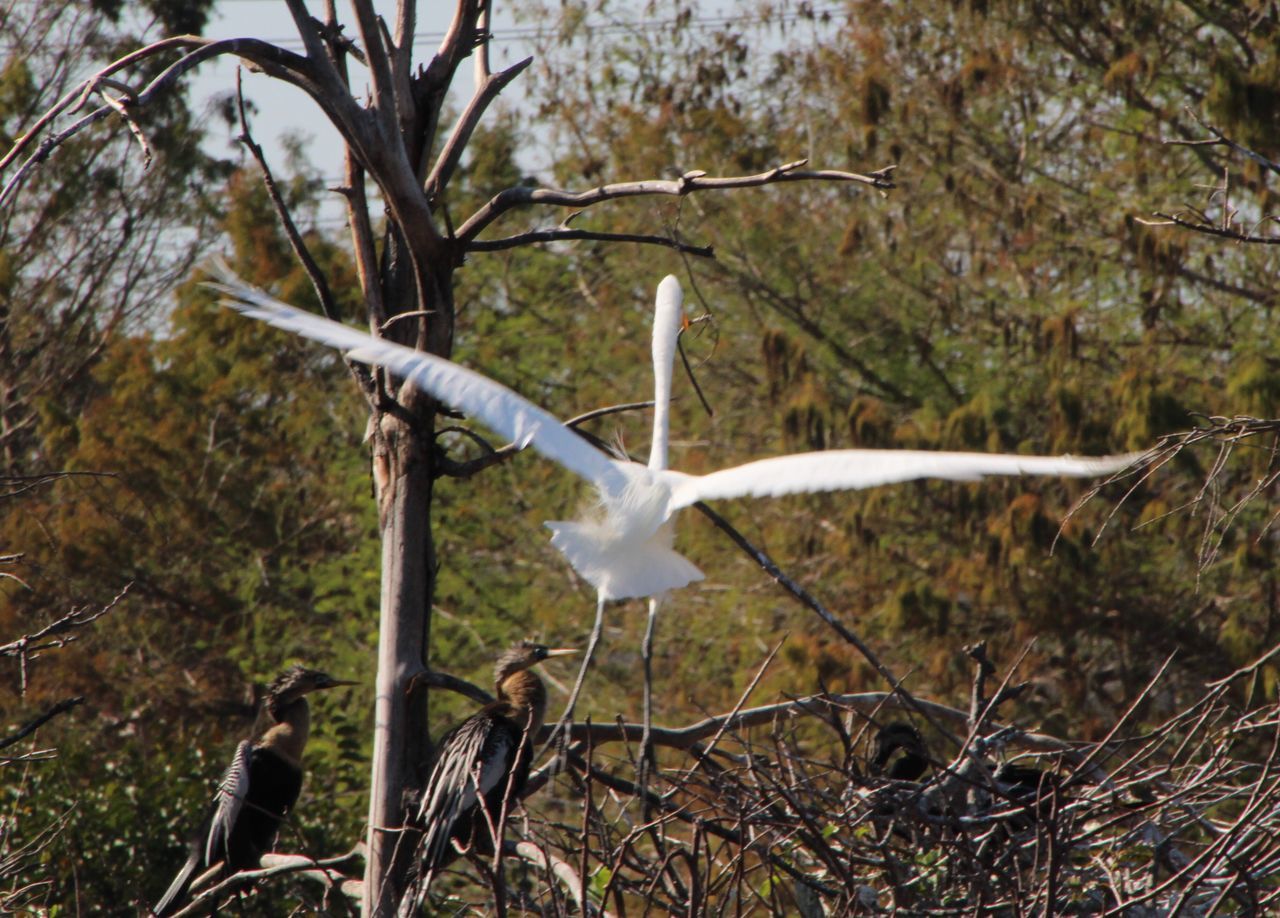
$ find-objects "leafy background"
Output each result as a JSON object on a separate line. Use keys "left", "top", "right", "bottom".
{"left": 3, "top": 0, "right": 1279, "bottom": 912}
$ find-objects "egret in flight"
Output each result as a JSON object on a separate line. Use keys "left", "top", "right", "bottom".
{"left": 210, "top": 269, "right": 1135, "bottom": 604}
{"left": 212, "top": 269, "right": 1135, "bottom": 758}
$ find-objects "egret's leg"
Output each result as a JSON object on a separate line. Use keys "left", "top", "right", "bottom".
{"left": 542, "top": 594, "right": 606, "bottom": 753}
{"left": 638, "top": 595, "right": 661, "bottom": 807}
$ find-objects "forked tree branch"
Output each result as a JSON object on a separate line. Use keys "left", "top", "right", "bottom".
{"left": 170, "top": 847, "right": 364, "bottom": 917}
{"left": 2, "top": 583, "right": 131, "bottom": 693}
{"left": 456, "top": 161, "right": 897, "bottom": 243}
{"left": 1140, "top": 109, "right": 1280, "bottom": 244}
{"left": 426, "top": 56, "right": 533, "bottom": 200}
{"left": 0, "top": 37, "right": 327, "bottom": 209}
{"left": 550, "top": 690, "right": 1074, "bottom": 757}
{"left": 1, "top": 36, "right": 202, "bottom": 177}
{"left": 1163, "top": 108, "right": 1280, "bottom": 177}
{"left": 96, "top": 82, "right": 153, "bottom": 167}
{"left": 1136, "top": 211, "right": 1280, "bottom": 245}
{"left": 427, "top": 0, "right": 486, "bottom": 104}
{"left": 427, "top": 664, "right": 1073, "bottom": 763}
{"left": 1, "top": 470, "right": 117, "bottom": 501}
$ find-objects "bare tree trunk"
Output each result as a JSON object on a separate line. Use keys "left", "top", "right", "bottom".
{"left": 0, "top": 6, "right": 898, "bottom": 911}
{"left": 362, "top": 241, "right": 454, "bottom": 913}
{"left": 364, "top": 411, "right": 436, "bottom": 914}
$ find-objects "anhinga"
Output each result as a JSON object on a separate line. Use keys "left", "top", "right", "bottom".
{"left": 992, "top": 760, "right": 1061, "bottom": 831}
{"left": 411, "top": 642, "right": 576, "bottom": 898}
{"left": 869, "top": 721, "right": 930, "bottom": 782}
{"left": 153, "top": 666, "right": 353, "bottom": 917}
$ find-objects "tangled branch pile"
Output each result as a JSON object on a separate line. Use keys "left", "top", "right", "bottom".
{"left": 426, "top": 643, "right": 1280, "bottom": 916}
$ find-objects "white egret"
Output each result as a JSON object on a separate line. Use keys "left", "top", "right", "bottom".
{"left": 210, "top": 271, "right": 1136, "bottom": 604}
{"left": 212, "top": 269, "right": 1136, "bottom": 753}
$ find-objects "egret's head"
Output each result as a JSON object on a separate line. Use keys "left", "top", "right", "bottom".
{"left": 653, "top": 275, "right": 685, "bottom": 369}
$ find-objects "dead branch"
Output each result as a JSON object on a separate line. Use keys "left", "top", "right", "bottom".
{"left": 0, "top": 696, "right": 84, "bottom": 753}
{"left": 1136, "top": 211, "right": 1280, "bottom": 245}
{"left": 1163, "top": 108, "right": 1280, "bottom": 177}
{"left": 1, "top": 583, "right": 130, "bottom": 693}
{"left": 456, "top": 161, "right": 897, "bottom": 244}
{"left": 1, "top": 471, "right": 117, "bottom": 501}
{"left": 234, "top": 71, "right": 339, "bottom": 324}
{"left": 171, "top": 847, "right": 364, "bottom": 917}
{"left": 0, "top": 37, "right": 317, "bottom": 209}
{"left": 406, "top": 669, "right": 493, "bottom": 707}
{"left": 426, "top": 57, "right": 533, "bottom": 200}
{"left": 1140, "top": 111, "right": 1280, "bottom": 244}
{"left": 95, "top": 81, "right": 152, "bottom": 167}
{"left": 417, "top": 672, "right": 1080, "bottom": 763}
{"left": 468, "top": 227, "right": 715, "bottom": 257}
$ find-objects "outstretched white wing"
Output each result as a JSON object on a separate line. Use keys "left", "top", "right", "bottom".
{"left": 664, "top": 449, "right": 1140, "bottom": 512}
{"left": 209, "top": 268, "right": 630, "bottom": 499}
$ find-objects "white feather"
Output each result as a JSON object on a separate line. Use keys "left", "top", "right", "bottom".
{"left": 664, "top": 449, "right": 1138, "bottom": 512}
{"left": 213, "top": 269, "right": 1139, "bottom": 601}
{"left": 207, "top": 264, "right": 629, "bottom": 501}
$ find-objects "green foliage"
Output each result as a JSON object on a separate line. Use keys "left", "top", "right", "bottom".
{"left": 8, "top": 0, "right": 1280, "bottom": 910}
{"left": 512, "top": 0, "right": 1280, "bottom": 721}
{"left": 2, "top": 168, "right": 373, "bottom": 910}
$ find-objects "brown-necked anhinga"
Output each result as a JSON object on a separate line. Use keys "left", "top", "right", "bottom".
{"left": 410, "top": 642, "right": 576, "bottom": 900}
{"left": 153, "top": 666, "right": 353, "bottom": 917}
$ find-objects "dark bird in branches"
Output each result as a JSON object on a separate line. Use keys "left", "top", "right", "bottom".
{"left": 992, "top": 760, "right": 1062, "bottom": 830}
{"left": 153, "top": 666, "right": 354, "bottom": 917}
{"left": 406, "top": 641, "right": 576, "bottom": 906}
{"left": 869, "top": 721, "right": 930, "bottom": 782}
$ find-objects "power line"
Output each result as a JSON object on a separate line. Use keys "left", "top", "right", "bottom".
{"left": 211, "top": 5, "right": 848, "bottom": 51}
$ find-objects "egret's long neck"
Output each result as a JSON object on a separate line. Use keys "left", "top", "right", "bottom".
{"left": 649, "top": 276, "right": 683, "bottom": 471}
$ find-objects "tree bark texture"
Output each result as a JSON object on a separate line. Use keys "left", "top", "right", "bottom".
{"left": 363, "top": 410, "right": 435, "bottom": 915}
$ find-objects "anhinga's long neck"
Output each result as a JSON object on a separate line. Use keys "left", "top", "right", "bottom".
{"left": 497, "top": 670, "right": 548, "bottom": 738}
{"left": 256, "top": 697, "right": 311, "bottom": 770}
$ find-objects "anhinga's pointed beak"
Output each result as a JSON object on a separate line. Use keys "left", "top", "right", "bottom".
{"left": 544, "top": 648, "right": 579, "bottom": 658}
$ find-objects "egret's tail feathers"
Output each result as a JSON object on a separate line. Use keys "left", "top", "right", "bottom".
{"left": 546, "top": 520, "right": 704, "bottom": 600}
